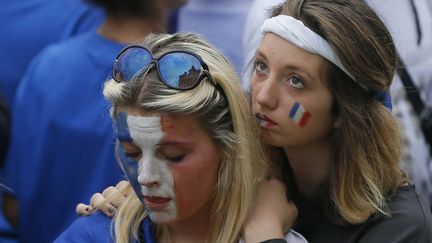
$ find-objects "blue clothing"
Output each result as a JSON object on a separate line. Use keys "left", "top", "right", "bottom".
{"left": 55, "top": 212, "right": 305, "bottom": 243}
{"left": 55, "top": 212, "right": 156, "bottom": 243}
{"left": 54, "top": 213, "right": 113, "bottom": 243}
{"left": 3, "top": 31, "right": 125, "bottom": 243}
{"left": 0, "top": 0, "right": 103, "bottom": 105}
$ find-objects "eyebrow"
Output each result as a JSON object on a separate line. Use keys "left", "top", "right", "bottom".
{"left": 256, "top": 49, "right": 318, "bottom": 82}
{"left": 157, "top": 139, "right": 191, "bottom": 146}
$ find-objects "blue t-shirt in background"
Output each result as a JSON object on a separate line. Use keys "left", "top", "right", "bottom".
{"left": 0, "top": 0, "right": 103, "bottom": 105}
{"left": 3, "top": 31, "right": 125, "bottom": 243}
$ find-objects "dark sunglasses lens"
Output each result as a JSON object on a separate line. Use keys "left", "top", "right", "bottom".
{"left": 114, "top": 47, "right": 152, "bottom": 82}
{"left": 158, "top": 52, "right": 202, "bottom": 89}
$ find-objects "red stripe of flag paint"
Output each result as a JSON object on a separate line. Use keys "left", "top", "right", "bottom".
{"left": 289, "top": 102, "right": 311, "bottom": 127}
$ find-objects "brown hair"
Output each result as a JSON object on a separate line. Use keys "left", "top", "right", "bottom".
{"left": 272, "top": 0, "right": 405, "bottom": 224}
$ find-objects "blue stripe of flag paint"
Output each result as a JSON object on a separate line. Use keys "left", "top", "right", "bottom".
{"left": 114, "top": 112, "right": 133, "bottom": 142}
{"left": 289, "top": 102, "right": 300, "bottom": 119}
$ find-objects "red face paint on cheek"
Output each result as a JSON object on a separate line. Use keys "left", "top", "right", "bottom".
{"left": 288, "top": 102, "right": 312, "bottom": 127}
{"left": 170, "top": 146, "right": 220, "bottom": 222}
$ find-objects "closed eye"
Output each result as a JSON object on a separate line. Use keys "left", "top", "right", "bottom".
{"left": 165, "top": 155, "right": 185, "bottom": 163}
{"left": 121, "top": 142, "right": 142, "bottom": 160}
{"left": 125, "top": 151, "right": 142, "bottom": 160}
{"left": 157, "top": 147, "right": 187, "bottom": 164}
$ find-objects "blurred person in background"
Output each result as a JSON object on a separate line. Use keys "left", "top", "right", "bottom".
{"left": 1, "top": 0, "right": 186, "bottom": 242}
{"left": 0, "top": 0, "right": 104, "bottom": 106}
{"left": 0, "top": 1, "right": 103, "bottom": 241}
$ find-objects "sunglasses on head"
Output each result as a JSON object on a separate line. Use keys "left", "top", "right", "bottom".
{"left": 112, "top": 45, "right": 216, "bottom": 90}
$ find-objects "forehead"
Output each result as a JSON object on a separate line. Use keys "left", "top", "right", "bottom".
{"left": 258, "top": 33, "right": 331, "bottom": 81}
{"left": 115, "top": 106, "right": 209, "bottom": 142}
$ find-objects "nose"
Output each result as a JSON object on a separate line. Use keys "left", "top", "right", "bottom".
{"left": 137, "top": 156, "right": 161, "bottom": 188}
{"left": 254, "top": 75, "right": 279, "bottom": 110}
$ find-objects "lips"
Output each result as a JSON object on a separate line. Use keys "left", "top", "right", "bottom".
{"left": 256, "top": 114, "right": 277, "bottom": 128}
{"left": 144, "top": 196, "right": 171, "bottom": 210}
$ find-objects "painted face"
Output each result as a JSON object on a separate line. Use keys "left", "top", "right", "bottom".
{"left": 114, "top": 107, "right": 220, "bottom": 224}
{"left": 251, "top": 33, "right": 337, "bottom": 148}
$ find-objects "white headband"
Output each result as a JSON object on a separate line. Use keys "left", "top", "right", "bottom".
{"left": 261, "top": 15, "right": 364, "bottom": 87}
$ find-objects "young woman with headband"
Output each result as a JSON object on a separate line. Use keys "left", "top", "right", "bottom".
{"left": 245, "top": 0, "right": 431, "bottom": 242}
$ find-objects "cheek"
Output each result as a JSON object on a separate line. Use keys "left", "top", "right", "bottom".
{"left": 250, "top": 81, "right": 260, "bottom": 108}
{"left": 171, "top": 155, "right": 219, "bottom": 218}
{"left": 288, "top": 102, "right": 312, "bottom": 127}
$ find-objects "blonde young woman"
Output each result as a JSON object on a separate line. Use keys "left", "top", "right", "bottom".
{"left": 55, "top": 32, "right": 306, "bottom": 243}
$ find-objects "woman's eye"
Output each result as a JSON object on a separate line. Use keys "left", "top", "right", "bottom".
{"left": 125, "top": 151, "right": 142, "bottom": 160}
{"left": 287, "top": 76, "right": 304, "bottom": 89}
{"left": 165, "top": 154, "right": 185, "bottom": 163}
{"left": 156, "top": 146, "right": 187, "bottom": 163}
{"left": 255, "top": 61, "right": 268, "bottom": 74}
{"left": 122, "top": 143, "right": 142, "bottom": 160}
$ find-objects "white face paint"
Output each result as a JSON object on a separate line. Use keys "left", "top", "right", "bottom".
{"left": 126, "top": 115, "right": 177, "bottom": 223}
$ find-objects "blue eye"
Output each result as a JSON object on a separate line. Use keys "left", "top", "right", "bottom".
{"left": 255, "top": 61, "right": 268, "bottom": 74}
{"left": 288, "top": 76, "right": 304, "bottom": 89}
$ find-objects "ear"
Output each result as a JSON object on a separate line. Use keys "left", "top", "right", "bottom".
{"left": 334, "top": 116, "right": 342, "bottom": 129}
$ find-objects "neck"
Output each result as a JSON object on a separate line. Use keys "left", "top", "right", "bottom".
{"left": 284, "top": 139, "right": 334, "bottom": 198}
{"left": 98, "top": 15, "right": 166, "bottom": 44}
{"left": 161, "top": 203, "right": 212, "bottom": 243}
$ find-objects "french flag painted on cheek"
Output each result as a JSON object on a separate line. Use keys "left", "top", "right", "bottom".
{"left": 289, "top": 102, "right": 311, "bottom": 127}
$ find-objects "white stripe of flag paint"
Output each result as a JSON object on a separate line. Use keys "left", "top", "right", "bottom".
{"left": 289, "top": 102, "right": 311, "bottom": 127}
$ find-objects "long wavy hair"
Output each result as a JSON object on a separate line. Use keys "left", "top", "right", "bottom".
{"left": 103, "top": 32, "right": 270, "bottom": 242}
{"left": 272, "top": 0, "right": 405, "bottom": 224}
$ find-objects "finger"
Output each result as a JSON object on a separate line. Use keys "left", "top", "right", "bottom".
{"left": 106, "top": 194, "right": 127, "bottom": 209}
{"left": 116, "top": 180, "right": 133, "bottom": 197}
{"left": 102, "top": 186, "right": 118, "bottom": 198}
{"left": 115, "top": 180, "right": 130, "bottom": 190}
{"left": 89, "top": 193, "right": 105, "bottom": 208}
{"left": 100, "top": 204, "right": 117, "bottom": 218}
{"left": 90, "top": 192, "right": 117, "bottom": 217}
{"left": 76, "top": 203, "right": 93, "bottom": 216}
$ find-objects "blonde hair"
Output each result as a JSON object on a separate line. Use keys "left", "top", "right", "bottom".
{"left": 103, "top": 32, "right": 269, "bottom": 242}
{"left": 272, "top": 0, "right": 404, "bottom": 224}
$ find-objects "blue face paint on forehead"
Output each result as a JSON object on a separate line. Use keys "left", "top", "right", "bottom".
{"left": 114, "top": 112, "right": 133, "bottom": 142}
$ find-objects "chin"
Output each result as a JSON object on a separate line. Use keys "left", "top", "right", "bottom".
{"left": 148, "top": 210, "right": 177, "bottom": 224}
{"left": 260, "top": 132, "right": 278, "bottom": 146}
